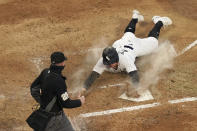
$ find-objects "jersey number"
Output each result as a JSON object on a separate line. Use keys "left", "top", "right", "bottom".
{"left": 120, "top": 44, "right": 134, "bottom": 55}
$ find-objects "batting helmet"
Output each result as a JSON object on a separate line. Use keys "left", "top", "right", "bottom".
{"left": 102, "top": 47, "right": 119, "bottom": 65}
{"left": 50, "top": 51, "right": 67, "bottom": 64}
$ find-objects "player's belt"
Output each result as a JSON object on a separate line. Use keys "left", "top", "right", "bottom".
{"left": 124, "top": 45, "right": 134, "bottom": 50}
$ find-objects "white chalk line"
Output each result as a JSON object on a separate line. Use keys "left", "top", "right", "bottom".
{"left": 178, "top": 40, "right": 197, "bottom": 56}
{"left": 80, "top": 103, "right": 160, "bottom": 118}
{"left": 168, "top": 97, "right": 197, "bottom": 104}
{"left": 99, "top": 83, "right": 125, "bottom": 88}
{"left": 80, "top": 97, "right": 197, "bottom": 118}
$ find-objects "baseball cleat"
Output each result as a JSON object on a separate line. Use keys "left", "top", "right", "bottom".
{"left": 152, "top": 16, "right": 172, "bottom": 26}
{"left": 132, "top": 9, "right": 144, "bottom": 22}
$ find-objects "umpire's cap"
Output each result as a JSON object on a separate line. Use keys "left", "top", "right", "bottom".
{"left": 50, "top": 51, "right": 67, "bottom": 64}
{"left": 102, "top": 47, "right": 119, "bottom": 65}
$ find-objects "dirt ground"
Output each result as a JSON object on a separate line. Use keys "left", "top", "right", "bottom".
{"left": 0, "top": 0, "right": 196, "bottom": 130}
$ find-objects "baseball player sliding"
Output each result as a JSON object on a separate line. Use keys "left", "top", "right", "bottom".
{"left": 81, "top": 10, "right": 172, "bottom": 97}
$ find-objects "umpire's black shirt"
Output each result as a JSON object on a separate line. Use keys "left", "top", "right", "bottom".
{"left": 31, "top": 64, "right": 81, "bottom": 113}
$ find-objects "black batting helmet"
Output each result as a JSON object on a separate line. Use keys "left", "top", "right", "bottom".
{"left": 102, "top": 47, "right": 119, "bottom": 65}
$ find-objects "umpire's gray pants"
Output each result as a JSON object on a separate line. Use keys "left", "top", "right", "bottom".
{"left": 44, "top": 111, "right": 74, "bottom": 131}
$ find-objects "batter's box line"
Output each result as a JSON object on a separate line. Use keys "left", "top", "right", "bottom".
{"left": 80, "top": 97, "right": 197, "bottom": 118}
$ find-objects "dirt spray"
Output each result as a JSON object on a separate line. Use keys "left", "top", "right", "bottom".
{"left": 70, "top": 37, "right": 108, "bottom": 95}
{"left": 138, "top": 40, "right": 177, "bottom": 94}
{"left": 69, "top": 37, "right": 109, "bottom": 130}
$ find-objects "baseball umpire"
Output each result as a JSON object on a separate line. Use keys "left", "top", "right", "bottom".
{"left": 30, "top": 51, "right": 85, "bottom": 131}
{"left": 82, "top": 10, "right": 172, "bottom": 97}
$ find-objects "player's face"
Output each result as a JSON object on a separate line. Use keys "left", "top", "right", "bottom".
{"left": 110, "top": 63, "right": 118, "bottom": 70}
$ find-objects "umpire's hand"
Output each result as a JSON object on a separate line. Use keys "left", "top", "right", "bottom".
{"left": 78, "top": 95, "right": 85, "bottom": 105}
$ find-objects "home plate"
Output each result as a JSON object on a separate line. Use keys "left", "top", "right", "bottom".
{"left": 119, "top": 90, "right": 154, "bottom": 102}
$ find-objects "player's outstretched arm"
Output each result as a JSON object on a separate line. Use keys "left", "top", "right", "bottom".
{"left": 128, "top": 70, "right": 139, "bottom": 85}
{"left": 126, "top": 70, "right": 140, "bottom": 97}
{"left": 83, "top": 71, "right": 100, "bottom": 90}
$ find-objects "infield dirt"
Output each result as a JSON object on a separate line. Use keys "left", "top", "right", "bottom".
{"left": 0, "top": 0, "right": 196, "bottom": 130}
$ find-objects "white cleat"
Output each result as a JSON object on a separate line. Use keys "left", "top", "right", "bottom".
{"left": 132, "top": 9, "right": 144, "bottom": 22}
{"left": 152, "top": 16, "right": 172, "bottom": 26}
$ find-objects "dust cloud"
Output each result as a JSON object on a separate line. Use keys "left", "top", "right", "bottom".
{"left": 138, "top": 40, "right": 177, "bottom": 92}
{"left": 70, "top": 37, "right": 108, "bottom": 95}
{"left": 69, "top": 37, "right": 109, "bottom": 130}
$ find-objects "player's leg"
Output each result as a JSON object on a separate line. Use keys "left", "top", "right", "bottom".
{"left": 124, "top": 10, "right": 144, "bottom": 33}
{"left": 113, "top": 10, "right": 144, "bottom": 49}
{"left": 148, "top": 16, "right": 172, "bottom": 39}
{"left": 135, "top": 16, "right": 172, "bottom": 57}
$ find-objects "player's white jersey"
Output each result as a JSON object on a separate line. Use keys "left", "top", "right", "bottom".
{"left": 93, "top": 32, "right": 158, "bottom": 74}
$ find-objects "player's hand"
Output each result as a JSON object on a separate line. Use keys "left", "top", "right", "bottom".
{"left": 126, "top": 88, "right": 140, "bottom": 98}
{"left": 125, "top": 82, "right": 140, "bottom": 98}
